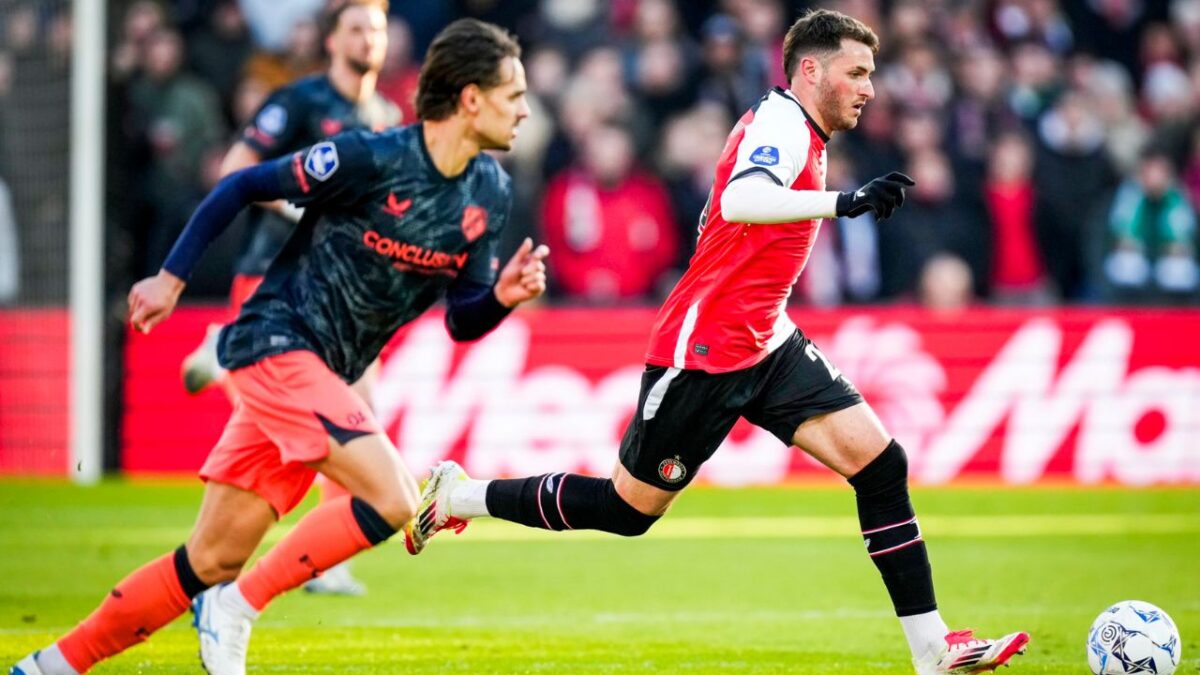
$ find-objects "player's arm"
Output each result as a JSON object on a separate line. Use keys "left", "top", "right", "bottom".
{"left": 220, "top": 140, "right": 304, "bottom": 222}
{"left": 128, "top": 163, "right": 285, "bottom": 332}
{"left": 444, "top": 237, "right": 549, "bottom": 342}
{"left": 721, "top": 171, "right": 914, "bottom": 223}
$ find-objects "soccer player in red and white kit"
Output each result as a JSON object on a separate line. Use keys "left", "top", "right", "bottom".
{"left": 407, "top": 10, "right": 1029, "bottom": 674}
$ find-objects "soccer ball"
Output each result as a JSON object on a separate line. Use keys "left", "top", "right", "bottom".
{"left": 1087, "top": 600, "right": 1181, "bottom": 674}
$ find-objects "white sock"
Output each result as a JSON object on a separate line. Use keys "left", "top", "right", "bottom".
{"left": 900, "top": 610, "right": 949, "bottom": 660}
{"left": 33, "top": 644, "right": 78, "bottom": 675}
{"left": 448, "top": 479, "right": 492, "bottom": 519}
{"left": 222, "top": 582, "right": 260, "bottom": 621}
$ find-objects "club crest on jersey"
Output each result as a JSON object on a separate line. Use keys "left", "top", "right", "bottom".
{"left": 749, "top": 146, "right": 780, "bottom": 166}
{"left": 304, "top": 142, "right": 339, "bottom": 181}
{"left": 255, "top": 104, "right": 287, "bottom": 136}
{"left": 658, "top": 457, "right": 687, "bottom": 484}
{"left": 461, "top": 205, "right": 488, "bottom": 243}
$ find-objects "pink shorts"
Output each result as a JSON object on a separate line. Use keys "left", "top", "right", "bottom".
{"left": 200, "top": 350, "right": 382, "bottom": 515}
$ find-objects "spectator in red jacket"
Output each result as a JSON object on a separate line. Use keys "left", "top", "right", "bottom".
{"left": 983, "top": 131, "right": 1054, "bottom": 304}
{"left": 541, "top": 123, "right": 679, "bottom": 302}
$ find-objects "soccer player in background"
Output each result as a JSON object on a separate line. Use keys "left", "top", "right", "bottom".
{"left": 182, "top": 0, "right": 401, "bottom": 597}
{"left": 408, "top": 10, "right": 1029, "bottom": 674}
{"left": 11, "top": 18, "right": 543, "bottom": 675}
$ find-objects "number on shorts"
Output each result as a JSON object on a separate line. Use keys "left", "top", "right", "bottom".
{"left": 805, "top": 343, "right": 841, "bottom": 381}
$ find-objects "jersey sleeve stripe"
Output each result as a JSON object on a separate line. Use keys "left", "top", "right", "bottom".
{"left": 728, "top": 166, "right": 784, "bottom": 186}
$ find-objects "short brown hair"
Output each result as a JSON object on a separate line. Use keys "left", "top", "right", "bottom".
{"left": 320, "top": 0, "right": 389, "bottom": 43}
{"left": 416, "top": 19, "right": 522, "bottom": 121}
{"left": 782, "top": 9, "right": 879, "bottom": 80}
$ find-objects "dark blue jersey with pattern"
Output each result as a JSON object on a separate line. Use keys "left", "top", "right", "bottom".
{"left": 218, "top": 124, "right": 512, "bottom": 382}
{"left": 236, "top": 74, "right": 400, "bottom": 276}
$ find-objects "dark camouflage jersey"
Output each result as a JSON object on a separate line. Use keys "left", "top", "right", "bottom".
{"left": 236, "top": 74, "right": 400, "bottom": 276}
{"left": 218, "top": 124, "right": 512, "bottom": 382}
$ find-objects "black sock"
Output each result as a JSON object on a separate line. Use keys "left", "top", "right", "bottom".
{"left": 173, "top": 545, "right": 210, "bottom": 599}
{"left": 848, "top": 440, "right": 937, "bottom": 617}
{"left": 486, "top": 473, "right": 659, "bottom": 537}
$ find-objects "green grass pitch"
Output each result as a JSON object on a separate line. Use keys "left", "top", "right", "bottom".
{"left": 1, "top": 479, "right": 1197, "bottom": 673}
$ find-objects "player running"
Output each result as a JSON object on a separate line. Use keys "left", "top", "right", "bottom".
{"left": 182, "top": 0, "right": 400, "bottom": 596}
{"left": 407, "top": 10, "right": 1028, "bottom": 675}
{"left": 11, "top": 19, "right": 541, "bottom": 675}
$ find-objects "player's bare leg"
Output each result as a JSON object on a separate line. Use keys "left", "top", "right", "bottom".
{"left": 11, "top": 483, "right": 275, "bottom": 675}
{"left": 196, "top": 433, "right": 419, "bottom": 674}
{"left": 792, "top": 402, "right": 1029, "bottom": 673}
{"left": 303, "top": 361, "right": 381, "bottom": 596}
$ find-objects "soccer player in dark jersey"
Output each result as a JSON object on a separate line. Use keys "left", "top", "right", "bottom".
{"left": 182, "top": 0, "right": 400, "bottom": 399}
{"left": 11, "top": 19, "right": 541, "bottom": 675}
{"left": 181, "top": 0, "right": 400, "bottom": 598}
{"left": 407, "top": 11, "right": 1029, "bottom": 675}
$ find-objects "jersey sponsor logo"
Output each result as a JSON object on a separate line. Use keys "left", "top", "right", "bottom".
{"left": 461, "top": 205, "right": 488, "bottom": 243}
{"left": 658, "top": 457, "right": 687, "bottom": 484}
{"left": 255, "top": 104, "right": 287, "bottom": 136}
{"left": 363, "top": 230, "right": 469, "bottom": 276}
{"left": 382, "top": 193, "right": 413, "bottom": 218}
{"left": 749, "top": 145, "right": 780, "bottom": 166}
{"left": 321, "top": 118, "right": 344, "bottom": 137}
{"left": 304, "top": 142, "right": 339, "bottom": 182}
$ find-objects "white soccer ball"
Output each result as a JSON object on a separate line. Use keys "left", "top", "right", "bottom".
{"left": 1087, "top": 600, "right": 1181, "bottom": 674}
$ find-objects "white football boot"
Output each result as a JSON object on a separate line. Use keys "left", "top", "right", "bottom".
{"left": 181, "top": 324, "right": 225, "bottom": 395}
{"left": 8, "top": 653, "right": 45, "bottom": 675}
{"left": 193, "top": 584, "right": 252, "bottom": 675}
{"left": 914, "top": 629, "right": 1030, "bottom": 674}
{"left": 404, "top": 460, "right": 470, "bottom": 555}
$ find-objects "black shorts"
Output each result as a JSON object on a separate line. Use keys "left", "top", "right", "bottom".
{"left": 619, "top": 329, "right": 863, "bottom": 490}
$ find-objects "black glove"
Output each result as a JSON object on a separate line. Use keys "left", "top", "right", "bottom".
{"left": 835, "top": 171, "right": 916, "bottom": 221}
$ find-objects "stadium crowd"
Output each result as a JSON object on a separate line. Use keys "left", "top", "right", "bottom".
{"left": 2, "top": 0, "right": 1199, "bottom": 307}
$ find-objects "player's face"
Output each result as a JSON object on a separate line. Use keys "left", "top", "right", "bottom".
{"left": 473, "top": 57, "right": 531, "bottom": 151}
{"left": 816, "top": 39, "right": 875, "bottom": 132}
{"left": 329, "top": 5, "right": 388, "bottom": 75}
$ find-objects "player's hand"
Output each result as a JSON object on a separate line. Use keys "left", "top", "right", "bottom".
{"left": 495, "top": 237, "right": 550, "bottom": 308}
{"left": 836, "top": 171, "right": 915, "bottom": 221}
{"left": 127, "top": 269, "right": 186, "bottom": 334}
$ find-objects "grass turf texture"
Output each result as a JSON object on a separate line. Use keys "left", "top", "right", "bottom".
{"left": 0, "top": 480, "right": 1197, "bottom": 673}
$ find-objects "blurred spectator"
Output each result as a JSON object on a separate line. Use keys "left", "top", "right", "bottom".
{"left": 541, "top": 124, "right": 679, "bottom": 302}
{"left": 917, "top": 253, "right": 977, "bottom": 312}
{"left": 186, "top": 0, "right": 253, "bottom": 122}
{"left": 1142, "top": 62, "right": 1196, "bottom": 166}
{"left": 881, "top": 43, "right": 953, "bottom": 112}
{"left": 1077, "top": 58, "right": 1150, "bottom": 173}
{"left": 658, "top": 103, "right": 731, "bottom": 262}
{"left": 238, "top": 0, "right": 325, "bottom": 51}
{"left": 376, "top": 19, "right": 420, "bottom": 122}
{"left": 983, "top": 132, "right": 1054, "bottom": 304}
{"left": 880, "top": 149, "right": 988, "bottom": 298}
{"left": 1007, "top": 41, "right": 1063, "bottom": 121}
{"left": 801, "top": 148, "right": 882, "bottom": 305}
{"left": 241, "top": 17, "right": 324, "bottom": 92}
{"left": 947, "top": 47, "right": 1021, "bottom": 166}
{"left": 111, "top": 0, "right": 169, "bottom": 83}
{"left": 1034, "top": 91, "right": 1118, "bottom": 299}
{"left": 128, "top": 28, "right": 226, "bottom": 274}
{"left": 696, "top": 14, "right": 768, "bottom": 122}
{"left": 989, "top": 0, "right": 1074, "bottom": 54}
{"left": 732, "top": 0, "right": 788, "bottom": 86}
{"left": 1100, "top": 149, "right": 1199, "bottom": 302}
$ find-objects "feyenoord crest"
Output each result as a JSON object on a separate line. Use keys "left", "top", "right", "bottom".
{"left": 658, "top": 456, "right": 686, "bottom": 484}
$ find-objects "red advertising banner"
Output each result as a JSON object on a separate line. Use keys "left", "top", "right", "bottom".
{"left": 117, "top": 306, "right": 1200, "bottom": 485}
{"left": 0, "top": 309, "right": 69, "bottom": 475}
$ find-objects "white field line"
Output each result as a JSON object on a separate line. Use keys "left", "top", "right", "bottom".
{"left": 0, "top": 514, "right": 1197, "bottom": 547}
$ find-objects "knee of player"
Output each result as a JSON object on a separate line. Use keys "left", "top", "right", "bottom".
{"left": 848, "top": 439, "right": 910, "bottom": 495}
{"left": 187, "top": 547, "right": 246, "bottom": 585}
{"left": 364, "top": 491, "right": 417, "bottom": 530}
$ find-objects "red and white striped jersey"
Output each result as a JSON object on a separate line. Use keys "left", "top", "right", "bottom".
{"left": 645, "top": 87, "right": 830, "bottom": 373}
